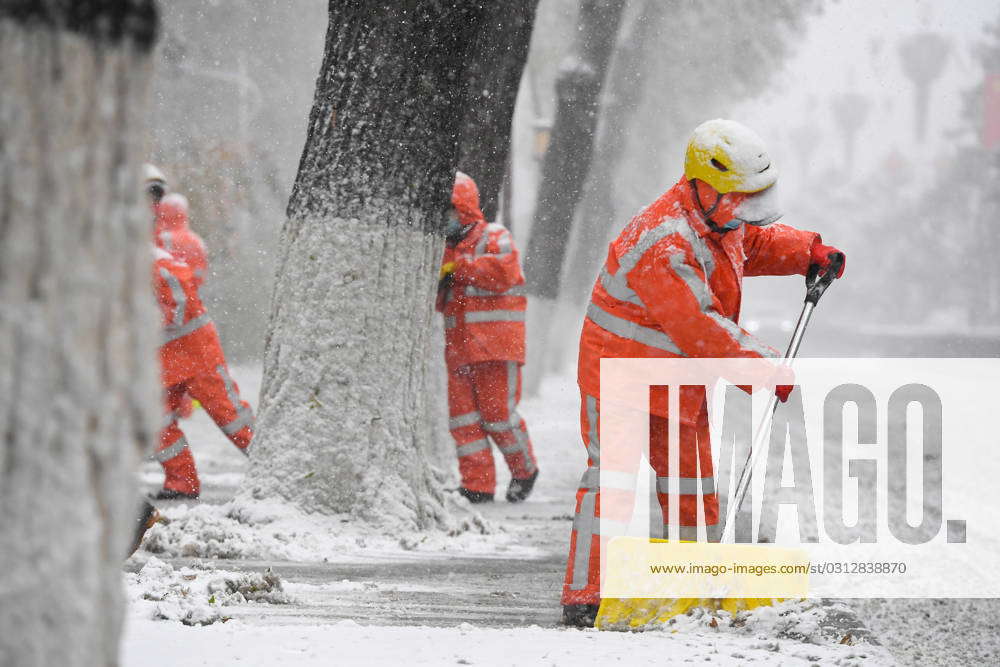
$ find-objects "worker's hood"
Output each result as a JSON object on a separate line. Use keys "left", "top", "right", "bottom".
{"left": 452, "top": 171, "right": 486, "bottom": 227}
{"left": 155, "top": 193, "right": 190, "bottom": 232}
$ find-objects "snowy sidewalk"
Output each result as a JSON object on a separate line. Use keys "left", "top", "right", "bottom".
{"left": 127, "top": 366, "right": 895, "bottom": 666}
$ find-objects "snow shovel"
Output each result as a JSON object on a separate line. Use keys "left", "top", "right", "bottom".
{"left": 595, "top": 255, "right": 844, "bottom": 630}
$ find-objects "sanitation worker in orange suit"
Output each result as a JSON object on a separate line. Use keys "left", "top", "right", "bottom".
{"left": 152, "top": 247, "right": 255, "bottom": 499}
{"left": 560, "top": 120, "right": 846, "bottom": 626}
{"left": 437, "top": 172, "right": 540, "bottom": 504}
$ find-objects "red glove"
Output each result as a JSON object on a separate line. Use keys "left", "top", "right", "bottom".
{"left": 810, "top": 242, "right": 846, "bottom": 278}
{"left": 769, "top": 365, "right": 796, "bottom": 403}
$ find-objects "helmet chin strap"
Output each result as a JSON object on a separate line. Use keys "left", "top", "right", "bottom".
{"left": 689, "top": 179, "right": 740, "bottom": 233}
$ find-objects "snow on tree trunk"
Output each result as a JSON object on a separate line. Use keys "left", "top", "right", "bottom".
{"left": 0, "top": 5, "right": 159, "bottom": 666}
{"left": 245, "top": 2, "right": 506, "bottom": 528}
{"left": 457, "top": 0, "right": 539, "bottom": 222}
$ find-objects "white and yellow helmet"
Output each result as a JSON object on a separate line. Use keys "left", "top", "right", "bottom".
{"left": 684, "top": 119, "right": 777, "bottom": 194}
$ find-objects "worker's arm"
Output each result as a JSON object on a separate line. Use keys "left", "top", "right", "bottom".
{"left": 452, "top": 227, "right": 524, "bottom": 293}
{"left": 742, "top": 223, "right": 819, "bottom": 277}
{"left": 629, "top": 240, "right": 778, "bottom": 359}
{"left": 154, "top": 267, "right": 180, "bottom": 326}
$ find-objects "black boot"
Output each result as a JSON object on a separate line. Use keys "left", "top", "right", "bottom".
{"left": 505, "top": 469, "right": 539, "bottom": 503}
{"left": 458, "top": 487, "right": 494, "bottom": 504}
{"left": 561, "top": 603, "right": 600, "bottom": 628}
{"left": 155, "top": 488, "right": 199, "bottom": 501}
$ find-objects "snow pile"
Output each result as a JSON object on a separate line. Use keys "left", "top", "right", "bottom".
{"left": 618, "top": 598, "right": 874, "bottom": 647}
{"left": 139, "top": 497, "right": 541, "bottom": 563}
{"left": 126, "top": 556, "right": 292, "bottom": 626}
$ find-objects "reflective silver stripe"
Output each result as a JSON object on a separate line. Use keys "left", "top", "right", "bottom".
{"left": 444, "top": 316, "right": 457, "bottom": 329}
{"left": 656, "top": 476, "right": 716, "bottom": 495}
{"left": 456, "top": 438, "right": 490, "bottom": 457}
{"left": 496, "top": 441, "right": 522, "bottom": 455}
{"left": 599, "top": 217, "right": 687, "bottom": 306}
{"left": 217, "top": 365, "right": 254, "bottom": 436}
{"left": 585, "top": 302, "right": 682, "bottom": 354}
{"left": 464, "top": 284, "right": 526, "bottom": 297}
{"left": 221, "top": 408, "right": 254, "bottom": 436}
{"left": 677, "top": 218, "right": 716, "bottom": 278}
{"left": 475, "top": 228, "right": 489, "bottom": 256}
{"left": 599, "top": 267, "right": 643, "bottom": 305}
{"left": 159, "top": 267, "right": 187, "bottom": 326}
{"left": 667, "top": 250, "right": 776, "bottom": 358}
{"left": 153, "top": 437, "right": 188, "bottom": 463}
{"left": 585, "top": 395, "right": 600, "bottom": 465}
{"left": 571, "top": 489, "right": 598, "bottom": 589}
{"left": 449, "top": 411, "right": 482, "bottom": 429}
{"left": 705, "top": 522, "right": 721, "bottom": 543}
{"left": 506, "top": 361, "right": 536, "bottom": 474}
{"left": 580, "top": 466, "right": 599, "bottom": 489}
{"left": 160, "top": 231, "right": 174, "bottom": 252}
{"left": 482, "top": 418, "right": 517, "bottom": 433}
{"left": 621, "top": 217, "right": 686, "bottom": 274}
{"left": 464, "top": 309, "right": 525, "bottom": 324}
{"left": 708, "top": 310, "right": 778, "bottom": 358}
{"left": 496, "top": 233, "right": 512, "bottom": 255}
{"left": 667, "top": 250, "right": 713, "bottom": 310}
{"left": 163, "top": 313, "right": 212, "bottom": 343}
{"left": 507, "top": 361, "right": 518, "bottom": 415}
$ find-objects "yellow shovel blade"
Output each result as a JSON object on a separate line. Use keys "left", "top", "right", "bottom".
{"left": 595, "top": 537, "right": 809, "bottom": 630}
{"left": 595, "top": 596, "right": 781, "bottom": 630}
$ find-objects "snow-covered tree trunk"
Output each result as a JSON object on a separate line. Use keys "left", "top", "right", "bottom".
{"left": 0, "top": 4, "right": 160, "bottom": 666}
{"left": 245, "top": 2, "right": 517, "bottom": 528}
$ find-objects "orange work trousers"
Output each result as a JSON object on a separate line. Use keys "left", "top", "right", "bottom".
{"left": 154, "top": 363, "right": 254, "bottom": 496}
{"left": 447, "top": 361, "right": 538, "bottom": 494}
{"left": 561, "top": 392, "right": 719, "bottom": 605}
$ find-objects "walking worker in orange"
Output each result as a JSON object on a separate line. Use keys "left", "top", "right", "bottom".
{"left": 561, "top": 120, "right": 846, "bottom": 627}
{"left": 437, "top": 172, "right": 539, "bottom": 504}
{"left": 152, "top": 246, "right": 254, "bottom": 499}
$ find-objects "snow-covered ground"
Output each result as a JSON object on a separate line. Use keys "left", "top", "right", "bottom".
{"left": 126, "top": 365, "right": 902, "bottom": 665}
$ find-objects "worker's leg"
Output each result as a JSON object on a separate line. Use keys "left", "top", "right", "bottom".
{"left": 448, "top": 364, "right": 496, "bottom": 495}
{"left": 649, "top": 411, "right": 719, "bottom": 542}
{"left": 561, "top": 392, "right": 641, "bottom": 606}
{"left": 186, "top": 363, "right": 254, "bottom": 452}
{"left": 154, "top": 383, "right": 200, "bottom": 497}
{"left": 472, "top": 361, "right": 538, "bottom": 481}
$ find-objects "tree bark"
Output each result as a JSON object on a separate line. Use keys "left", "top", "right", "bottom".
{"left": 0, "top": 4, "right": 160, "bottom": 666}
{"left": 456, "top": 0, "right": 539, "bottom": 222}
{"left": 522, "top": 0, "right": 626, "bottom": 300}
{"left": 245, "top": 1, "right": 535, "bottom": 528}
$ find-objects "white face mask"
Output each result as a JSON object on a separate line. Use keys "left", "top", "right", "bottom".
{"left": 733, "top": 183, "right": 782, "bottom": 227}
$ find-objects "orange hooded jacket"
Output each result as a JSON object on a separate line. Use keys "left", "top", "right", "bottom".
{"left": 153, "top": 248, "right": 224, "bottom": 387}
{"left": 578, "top": 177, "right": 820, "bottom": 424}
{"left": 438, "top": 174, "right": 527, "bottom": 370}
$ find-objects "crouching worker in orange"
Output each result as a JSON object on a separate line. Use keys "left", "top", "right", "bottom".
{"left": 560, "top": 120, "right": 846, "bottom": 627}
{"left": 437, "top": 172, "right": 539, "bottom": 504}
{"left": 152, "top": 247, "right": 254, "bottom": 499}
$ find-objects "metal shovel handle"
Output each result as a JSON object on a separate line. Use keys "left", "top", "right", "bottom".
{"left": 718, "top": 257, "right": 842, "bottom": 543}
